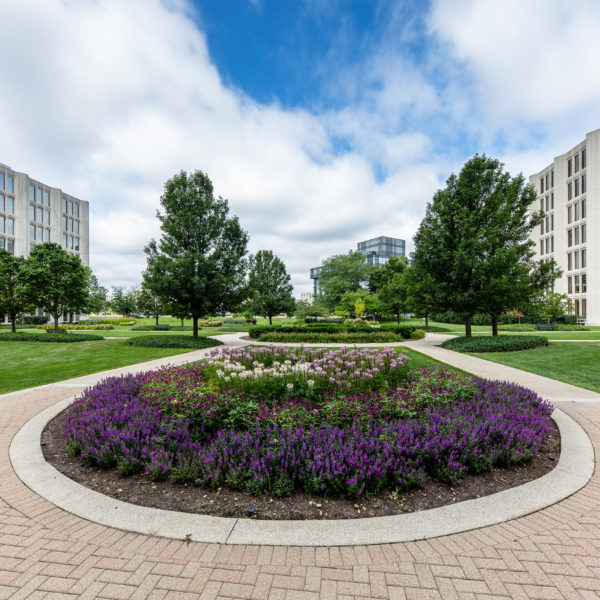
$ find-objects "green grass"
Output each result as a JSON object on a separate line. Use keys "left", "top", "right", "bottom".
{"left": 469, "top": 342, "right": 600, "bottom": 392}
{"left": 0, "top": 340, "right": 192, "bottom": 394}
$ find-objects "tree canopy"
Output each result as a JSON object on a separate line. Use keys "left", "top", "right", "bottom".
{"left": 247, "top": 250, "right": 295, "bottom": 324}
{"left": 412, "top": 154, "right": 558, "bottom": 336}
{"left": 144, "top": 170, "right": 248, "bottom": 337}
{"left": 317, "top": 251, "right": 372, "bottom": 311}
{"left": 22, "top": 243, "right": 89, "bottom": 332}
{"left": 0, "top": 250, "right": 32, "bottom": 333}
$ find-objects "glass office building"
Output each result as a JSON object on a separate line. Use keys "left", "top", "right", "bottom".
{"left": 357, "top": 236, "right": 405, "bottom": 266}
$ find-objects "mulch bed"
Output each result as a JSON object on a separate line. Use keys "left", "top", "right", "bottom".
{"left": 42, "top": 409, "right": 560, "bottom": 521}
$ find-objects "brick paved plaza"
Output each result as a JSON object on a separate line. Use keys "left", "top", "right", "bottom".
{"left": 1, "top": 338, "right": 600, "bottom": 599}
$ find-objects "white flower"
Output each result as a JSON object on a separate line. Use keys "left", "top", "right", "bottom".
{"left": 307, "top": 380, "right": 315, "bottom": 388}
{"left": 286, "top": 383, "right": 294, "bottom": 390}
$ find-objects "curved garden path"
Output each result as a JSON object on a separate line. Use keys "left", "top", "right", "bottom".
{"left": 1, "top": 334, "right": 599, "bottom": 599}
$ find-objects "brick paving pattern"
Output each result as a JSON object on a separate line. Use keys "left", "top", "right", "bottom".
{"left": 2, "top": 369, "right": 600, "bottom": 597}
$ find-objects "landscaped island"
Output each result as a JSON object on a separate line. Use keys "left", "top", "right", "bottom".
{"left": 49, "top": 346, "right": 556, "bottom": 518}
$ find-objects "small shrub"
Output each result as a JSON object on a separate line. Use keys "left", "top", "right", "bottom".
{"left": 126, "top": 335, "right": 223, "bottom": 349}
{"left": 0, "top": 331, "right": 104, "bottom": 343}
{"left": 441, "top": 335, "right": 548, "bottom": 353}
{"left": 36, "top": 324, "right": 114, "bottom": 331}
{"left": 199, "top": 320, "right": 223, "bottom": 327}
{"left": 22, "top": 315, "right": 49, "bottom": 325}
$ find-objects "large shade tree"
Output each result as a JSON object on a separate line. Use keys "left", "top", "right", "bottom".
{"left": 412, "top": 154, "right": 556, "bottom": 336}
{"left": 247, "top": 250, "right": 295, "bottom": 324}
{"left": 0, "top": 250, "right": 32, "bottom": 333}
{"left": 22, "top": 243, "right": 89, "bottom": 332}
{"left": 144, "top": 170, "right": 248, "bottom": 337}
{"left": 317, "top": 251, "right": 372, "bottom": 311}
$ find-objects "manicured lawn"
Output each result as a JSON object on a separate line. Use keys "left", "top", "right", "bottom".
{"left": 469, "top": 342, "right": 600, "bottom": 392}
{"left": 0, "top": 340, "right": 192, "bottom": 394}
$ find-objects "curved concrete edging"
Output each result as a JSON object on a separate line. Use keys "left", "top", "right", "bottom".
{"left": 9, "top": 397, "right": 594, "bottom": 547}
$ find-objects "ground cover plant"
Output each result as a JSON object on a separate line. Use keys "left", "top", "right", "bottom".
{"left": 442, "top": 335, "right": 548, "bottom": 353}
{"left": 126, "top": 335, "right": 223, "bottom": 349}
{"left": 0, "top": 331, "right": 104, "bottom": 343}
{"left": 63, "top": 346, "right": 553, "bottom": 499}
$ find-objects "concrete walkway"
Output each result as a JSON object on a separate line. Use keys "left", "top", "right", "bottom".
{"left": 1, "top": 335, "right": 600, "bottom": 598}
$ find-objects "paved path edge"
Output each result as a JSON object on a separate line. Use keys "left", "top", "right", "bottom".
{"left": 9, "top": 394, "right": 593, "bottom": 547}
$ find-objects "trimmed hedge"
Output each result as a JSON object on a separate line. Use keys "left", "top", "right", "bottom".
{"left": 126, "top": 335, "right": 223, "bottom": 349}
{"left": 249, "top": 323, "right": 418, "bottom": 340}
{"left": 37, "top": 324, "right": 114, "bottom": 331}
{"left": 441, "top": 335, "right": 548, "bottom": 353}
{"left": 252, "top": 327, "right": 425, "bottom": 344}
{"left": 0, "top": 331, "right": 104, "bottom": 343}
{"left": 22, "top": 315, "right": 49, "bottom": 325}
{"left": 81, "top": 317, "right": 136, "bottom": 326}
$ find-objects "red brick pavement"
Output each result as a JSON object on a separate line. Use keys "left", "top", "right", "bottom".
{"left": 1, "top": 385, "right": 599, "bottom": 599}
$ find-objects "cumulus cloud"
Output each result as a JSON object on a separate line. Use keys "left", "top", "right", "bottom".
{"left": 1, "top": 0, "right": 598, "bottom": 295}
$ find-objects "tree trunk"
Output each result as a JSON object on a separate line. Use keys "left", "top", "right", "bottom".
{"left": 54, "top": 314, "right": 60, "bottom": 333}
{"left": 396, "top": 313, "right": 400, "bottom": 324}
{"left": 425, "top": 313, "right": 429, "bottom": 328}
{"left": 155, "top": 313, "right": 159, "bottom": 327}
{"left": 192, "top": 316, "right": 198, "bottom": 338}
{"left": 180, "top": 317, "right": 184, "bottom": 327}
{"left": 10, "top": 311, "right": 16, "bottom": 334}
{"left": 465, "top": 315, "right": 472, "bottom": 337}
{"left": 491, "top": 315, "right": 499, "bottom": 336}
{"left": 269, "top": 315, "right": 272, "bottom": 325}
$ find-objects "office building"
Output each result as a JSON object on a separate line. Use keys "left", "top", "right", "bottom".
{"left": 529, "top": 129, "right": 598, "bottom": 324}
{"left": 310, "top": 235, "right": 405, "bottom": 294}
{"left": 0, "top": 162, "right": 89, "bottom": 265}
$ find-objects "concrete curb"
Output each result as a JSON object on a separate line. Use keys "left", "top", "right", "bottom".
{"left": 10, "top": 397, "right": 593, "bottom": 546}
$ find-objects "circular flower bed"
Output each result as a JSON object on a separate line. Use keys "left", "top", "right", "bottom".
{"left": 63, "top": 346, "right": 553, "bottom": 499}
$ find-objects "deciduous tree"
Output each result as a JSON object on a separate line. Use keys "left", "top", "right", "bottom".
{"left": 0, "top": 250, "right": 32, "bottom": 333}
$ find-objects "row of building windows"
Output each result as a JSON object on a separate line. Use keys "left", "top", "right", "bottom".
{"left": 62, "top": 197, "right": 80, "bottom": 217}
{"left": 567, "top": 148, "right": 586, "bottom": 177}
{"left": 29, "top": 224, "right": 50, "bottom": 243}
{"left": 568, "top": 199, "right": 586, "bottom": 223}
{"left": 573, "top": 298, "right": 586, "bottom": 319}
{"left": 567, "top": 249, "right": 586, "bottom": 271}
{"left": 0, "top": 173, "right": 14, "bottom": 194}
{"left": 29, "top": 185, "right": 50, "bottom": 207}
{"left": 567, "top": 274, "right": 587, "bottom": 295}
{"left": 29, "top": 204, "right": 50, "bottom": 225}
{"left": 540, "top": 214, "right": 554, "bottom": 235}
{"left": 539, "top": 193, "right": 554, "bottom": 212}
{"left": 567, "top": 224, "right": 586, "bottom": 247}
{"left": 0, "top": 215, "right": 15, "bottom": 236}
{"left": 61, "top": 215, "right": 80, "bottom": 234}
{"left": 62, "top": 234, "right": 80, "bottom": 251}
{"left": 0, "top": 236, "right": 14, "bottom": 254}
{"left": 540, "top": 235, "right": 554, "bottom": 255}
{"left": 0, "top": 194, "right": 14, "bottom": 214}
{"left": 567, "top": 174, "right": 586, "bottom": 200}
{"left": 540, "top": 170, "right": 554, "bottom": 194}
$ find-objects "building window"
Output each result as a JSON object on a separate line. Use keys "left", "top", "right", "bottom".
{"left": 29, "top": 224, "right": 35, "bottom": 240}
{"left": 545, "top": 173, "right": 549, "bottom": 190}
{"left": 568, "top": 181, "right": 572, "bottom": 200}
{"left": 581, "top": 198, "right": 586, "bottom": 218}
{"left": 551, "top": 193, "right": 554, "bottom": 209}
{"left": 43, "top": 190, "right": 49, "bottom": 206}
{"left": 582, "top": 148, "right": 586, "bottom": 168}
{"left": 575, "top": 153, "right": 580, "bottom": 172}
{"left": 74, "top": 220, "right": 79, "bottom": 234}
{"left": 7, "top": 176, "right": 13, "bottom": 193}
{"left": 540, "top": 178, "right": 544, "bottom": 193}
{"left": 74, "top": 203, "right": 79, "bottom": 218}
{"left": 575, "top": 178, "right": 580, "bottom": 197}
{"left": 574, "top": 275, "right": 580, "bottom": 294}
{"left": 574, "top": 227, "right": 580, "bottom": 245}
{"left": 567, "top": 252, "right": 572, "bottom": 270}
{"left": 7, "top": 218, "right": 13, "bottom": 235}
{"left": 29, "top": 185, "right": 34, "bottom": 202}
{"left": 574, "top": 201, "right": 579, "bottom": 221}
{"left": 574, "top": 251, "right": 579, "bottom": 269}
{"left": 568, "top": 229, "right": 572, "bottom": 247}
{"left": 582, "top": 248, "right": 586, "bottom": 268}
{"left": 62, "top": 233, "right": 67, "bottom": 248}
{"left": 581, "top": 223, "right": 586, "bottom": 243}
{"left": 540, "top": 240, "right": 544, "bottom": 255}
{"left": 582, "top": 299, "right": 587, "bottom": 318}
{"left": 567, "top": 205, "right": 572, "bottom": 224}
{"left": 0, "top": 174, "right": 4, "bottom": 190}
{"left": 568, "top": 158, "right": 572, "bottom": 177}
{"left": 582, "top": 274, "right": 587, "bottom": 293}
{"left": 545, "top": 237, "right": 550, "bottom": 254}
{"left": 551, "top": 235, "right": 554, "bottom": 252}
{"left": 582, "top": 174, "right": 586, "bottom": 193}
{"left": 568, "top": 276, "right": 572, "bottom": 294}
{"left": 541, "top": 220, "right": 544, "bottom": 235}
{"left": 574, "top": 299, "right": 580, "bottom": 315}
{"left": 551, "top": 213, "right": 554, "bottom": 230}
{"left": 551, "top": 170, "right": 554, "bottom": 187}
{"left": 62, "top": 197, "right": 67, "bottom": 212}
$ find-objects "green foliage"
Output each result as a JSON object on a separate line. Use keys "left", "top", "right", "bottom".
{"left": 368, "top": 256, "right": 408, "bottom": 292}
{"left": 248, "top": 250, "right": 295, "bottom": 324}
{"left": 535, "top": 292, "right": 573, "bottom": 322}
{"left": 21, "top": 243, "right": 90, "bottom": 332}
{"left": 136, "top": 285, "right": 165, "bottom": 325}
{"left": 22, "top": 315, "right": 49, "bottom": 325}
{"left": 378, "top": 272, "right": 407, "bottom": 324}
{"left": 335, "top": 289, "right": 378, "bottom": 319}
{"left": 143, "top": 169, "right": 249, "bottom": 337}
{"left": 412, "top": 155, "right": 560, "bottom": 336}
{"left": 110, "top": 286, "right": 138, "bottom": 316}
{"left": 37, "top": 324, "right": 114, "bottom": 330}
{"left": 0, "top": 250, "right": 33, "bottom": 333}
{"left": 0, "top": 331, "right": 104, "bottom": 342}
{"left": 317, "top": 251, "right": 373, "bottom": 311}
{"left": 87, "top": 272, "right": 108, "bottom": 314}
{"left": 126, "top": 335, "right": 223, "bottom": 349}
{"left": 441, "top": 335, "right": 548, "bottom": 353}
{"left": 294, "top": 300, "right": 327, "bottom": 321}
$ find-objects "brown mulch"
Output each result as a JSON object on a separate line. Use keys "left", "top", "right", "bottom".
{"left": 42, "top": 410, "right": 560, "bottom": 521}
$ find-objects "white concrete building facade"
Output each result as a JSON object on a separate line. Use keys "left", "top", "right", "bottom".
{"left": 529, "top": 129, "right": 599, "bottom": 324}
{"left": 0, "top": 162, "right": 89, "bottom": 266}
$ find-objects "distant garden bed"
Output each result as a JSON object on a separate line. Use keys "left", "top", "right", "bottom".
{"left": 0, "top": 331, "right": 104, "bottom": 343}
{"left": 442, "top": 335, "right": 549, "bottom": 353}
{"left": 46, "top": 346, "right": 556, "bottom": 519}
{"left": 126, "top": 335, "right": 223, "bottom": 349}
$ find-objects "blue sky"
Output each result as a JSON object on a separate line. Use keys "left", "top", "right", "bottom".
{"left": 1, "top": 0, "right": 599, "bottom": 293}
